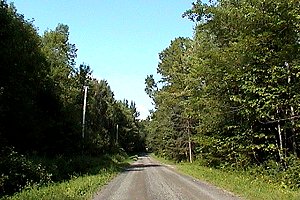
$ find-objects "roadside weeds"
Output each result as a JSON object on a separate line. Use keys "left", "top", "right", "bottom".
{"left": 1, "top": 155, "right": 133, "bottom": 200}
{"left": 151, "top": 155, "right": 300, "bottom": 200}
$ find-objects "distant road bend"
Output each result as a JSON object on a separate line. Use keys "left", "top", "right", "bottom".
{"left": 93, "top": 155, "right": 241, "bottom": 200}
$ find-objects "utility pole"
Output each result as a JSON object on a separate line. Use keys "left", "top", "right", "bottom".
{"left": 185, "top": 117, "right": 192, "bottom": 163}
{"left": 82, "top": 86, "right": 88, "bottom": 139}
{"left": 188, "top": 119, "right": 192, "bottom": 163}
{"left": 116, "top": 124, "right": 119, "bottom": 145}
{"left": 285, "top": 62, "right": 297, "bottom": 156}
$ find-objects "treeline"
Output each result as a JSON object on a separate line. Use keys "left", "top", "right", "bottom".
{"left": 145, "top": 0, "right": 300, "bottom": 186}
{"left": 0, "top": 1, "right": 144, "bottom": 196}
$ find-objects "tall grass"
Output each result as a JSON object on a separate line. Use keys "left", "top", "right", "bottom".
{"left": 153, "top": 155, "right": 300, "bottom": 200}
{"left": 1, "top": 154, "right": 131, "bottom": 200}
{"left": 2, "top": 169, "right": 116, "bottom": 200}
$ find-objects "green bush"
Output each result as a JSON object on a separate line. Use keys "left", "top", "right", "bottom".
{"left": 31, "top": 155, "right": 110, "bottom": 182}
{"left": 190, "top": 155, "right": 300, "bottom": 190}
{"left": 0, "top": 147, "right": 51, "bottom": 197}
{"left": 1, "top": 153, "right": 131, "bottom": 200}
{"left": 245, "top": 156, "right": 300, "bottom": 189}
{"left": 281, "top": 156, "right": 300, "bottom": 188}
{"left": 29, "top": 153, "right": 127, "bottom": 182}
{"left": 0, "top": 146, "right": 129, "bottom": 199}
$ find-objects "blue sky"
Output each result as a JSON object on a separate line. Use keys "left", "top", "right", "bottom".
{"left": 11, "top": 0, "right": 195, "bottom": 119}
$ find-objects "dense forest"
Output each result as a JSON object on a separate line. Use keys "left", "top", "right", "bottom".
{"left": 145, "top": 0, "right": 300, "bottom": 188}
{"left": 2, "top": 0, "right": 300, "bottom": 197}
{"left": 0, "top": 0, "right": 145, "bottom": 196}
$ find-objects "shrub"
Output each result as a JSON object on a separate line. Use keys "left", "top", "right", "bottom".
{"left": 245, "top": 156, "right": 300, "bottom": 189}
{"left": 283, "top": 156, "right": 300, "bottom": 188}
{"left": 0, "top": 147, "right": 51, "bottom": 197}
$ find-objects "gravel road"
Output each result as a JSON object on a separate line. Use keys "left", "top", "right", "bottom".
{"left": 93, "top": 155, "right": 241, "bottom": 200}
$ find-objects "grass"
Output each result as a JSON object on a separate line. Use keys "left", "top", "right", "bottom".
{"left": 2, "top": 170, "right": 115, "bottom": 200}
{"left": 152, "top": 155, "right": 300, "bottom": 200}
{"left": 1, "top": 154, "right": 133, "bottom": 200}
{"left": 6, "top": 153, "right": 299, "bottom": 200}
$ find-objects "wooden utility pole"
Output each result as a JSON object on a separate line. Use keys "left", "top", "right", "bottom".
{"left": 286, "top": 62, "right": 297, "bottom": 156}
{"left": 187, "top": 119, "right": 192, "bottom": 163}
{"left": 277, "top": 112, "right": 284, "bottom": 162}
{"left": 116, "top": 124, "right": 119, "bottom": 145}
{"left": 82, "top": 86, "right": 88, "bottom": 139}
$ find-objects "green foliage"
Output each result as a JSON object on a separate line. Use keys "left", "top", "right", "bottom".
{"left": 155, "top": 155, "right": 300, "bottom": 200}
{"left": 179, "top": 161, "right": 300, "bottom": 200}
{"left": 0, "top": 0, "right": 144, "bottom": 156}
{"left": 145, "top": 37, "right": 196, "bottom": 162}
{"left": 3, "top": 172, "right": 114, "bottom": 200}
{"left": 145, "top": 0, "right": 300, "bottom": 189}
{"left": 0, "top": 0, "right": 145, "bottom": 197}
{"left": 1, "top": 154, "right": 130, "bottom": 200}
{"left": 30, "top": 154, "right": 128, "bottom": 183}
{"left": 0, "top": 147, "right": 51, "bottom": 197}
{"left": 0, "top": 0, "right": 55, "bottom": 152}
{"left": 0, "top": 148, "right": 130, "bottom": 198}
{"left": 247, "top": 156, "right": 300, "bottom": 189}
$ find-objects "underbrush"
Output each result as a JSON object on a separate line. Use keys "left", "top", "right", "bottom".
{"left": 247, "top": 156, "right": 300, "bottom": 190}
{"left": 0, "top": 147, "right": 130, "bottom": 199}
{"left": 0, "top": 147, "right": 51, "bottom": 196}
{"left": 152, "top": 154, "right": 300, "bottom": 200}
{"left": 196, "top": 155, "right": 300, "bottom": 190}
{"left": 2, "top": 168, "right": 118, "bottom": 200}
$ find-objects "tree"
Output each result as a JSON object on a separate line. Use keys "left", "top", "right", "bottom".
{"left": 41, "top": 23, "right": 78, "bottom": 106}
{"left": 148, "top": 0, "right": 300, "bottom": 167}
{"left": 183, "top": 0, "right": 300, "bottom": 164}
{"left": 0, "top": 1, "right": 56, "bottom": 152}
{"left": 145, "top": 37, "right": 199, "bottom": 161}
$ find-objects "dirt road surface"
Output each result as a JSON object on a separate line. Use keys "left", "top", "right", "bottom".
{"left": 93, "top": 155, "right": 241, "bottom": 200}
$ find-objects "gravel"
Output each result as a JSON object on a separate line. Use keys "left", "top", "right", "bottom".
{"left": 93, "top": 155, "right": 241, "bottom": 200}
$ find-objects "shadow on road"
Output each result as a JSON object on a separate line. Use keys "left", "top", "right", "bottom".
{"left": 124, "top": 163, "right": 162, "bottom": 172}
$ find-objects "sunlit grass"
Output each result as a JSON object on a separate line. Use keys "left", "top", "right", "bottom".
{"left": 3, "top": 170, "right": 115, "bottom": 200}
{"left": 153, "top": 155, "right": 300, "bottom": 200}
{"left": 1, "top": 155, "right": 132, "bottom": 200}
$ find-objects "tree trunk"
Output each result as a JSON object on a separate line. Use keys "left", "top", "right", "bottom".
{"left": 277, "top": 121, "right": 284, "bottom": 163}
{"left": 188, "top": 134, "right": 192, "bottom": 163}
{"left": 290, "top": 105, "right": 297, "bottom": 156}
{"left": 187, "top": 119, "right": 192, "bottom": 163}
{"left": 286, "top": 62, "right": 297, "bottom": 156}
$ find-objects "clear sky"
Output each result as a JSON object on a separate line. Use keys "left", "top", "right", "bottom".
{"left": 10, "top": 0, "right": 195, "bottom": 119}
